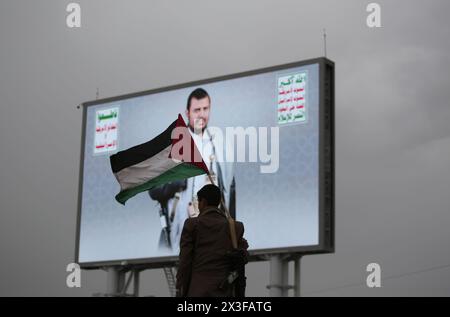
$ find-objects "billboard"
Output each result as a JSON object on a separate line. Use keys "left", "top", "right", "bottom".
{"left": 76, "top": 57, "right": 334, "bottom": 268}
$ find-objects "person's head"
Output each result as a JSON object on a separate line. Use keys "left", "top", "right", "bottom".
{"left": 185, "top": 88, "right": 210, "bottom": 133}
{"left": 197, "top": 184, "right": 221, "bottom": 212}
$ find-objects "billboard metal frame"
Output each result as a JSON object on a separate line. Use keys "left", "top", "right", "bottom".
{"left": 75, "top": 57, "right": 335, "bottom": 269}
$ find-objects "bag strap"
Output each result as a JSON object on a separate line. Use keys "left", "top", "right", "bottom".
{"left": 227, "top": 217, "right": 238, "bottom": 249}
{"left": 205, "top": 173, "right": 238, "bottom": 249}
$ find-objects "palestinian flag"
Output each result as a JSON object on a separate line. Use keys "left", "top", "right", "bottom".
{"left": 110, "top": 114, "right": 209, "bottom": 205}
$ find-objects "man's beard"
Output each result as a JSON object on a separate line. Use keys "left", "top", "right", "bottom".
{"left": 188, "top": 122, "right": 207, "bottom": 134}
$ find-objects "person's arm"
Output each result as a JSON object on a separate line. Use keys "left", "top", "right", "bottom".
{"left": 235, "top": 222, "right": 248, "bottom": 297}
{"left": 237, "top": 222, "right": 249, "bottom": 262}
{"left": 176, "top": 218, "right": 196, "bottom": 296}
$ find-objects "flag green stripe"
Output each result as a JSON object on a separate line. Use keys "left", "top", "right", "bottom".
{"left": 115, "top": 163, "right": 206, "bottom": 205}
{"left": 114, "top": 144, "right": 179, "bottom": 191}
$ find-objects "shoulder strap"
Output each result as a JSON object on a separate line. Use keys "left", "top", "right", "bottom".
{"left": 227, "top": 217, "right": 238, "bottom": 249}
{"left": 204, "top": 173, "right": 238, "bottom": 249}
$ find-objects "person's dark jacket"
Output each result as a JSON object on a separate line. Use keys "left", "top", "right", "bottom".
{"left": 176, "top": 207, "right": 248, "bottom": 297}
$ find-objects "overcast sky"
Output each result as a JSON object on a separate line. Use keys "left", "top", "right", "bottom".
{"left": 1, "top": 0, "right": 449, "bottom": 296}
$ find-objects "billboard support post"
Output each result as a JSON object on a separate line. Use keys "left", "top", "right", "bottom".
{"left": 281, "top": 259, "right": 289, "bottom": 297}
{"left": 133, "top": 270, "right": 140, "bottom": 297}
{"left": 267, "top": 254, "right": 302, "bottom": 297}
{"left": 268, "top": 254, "right": 282, "bottom": 296}
{"left": 106, "top": 266, "right": 125, "bottom": 296}
{"left": 294, "top": 255, "right": 302, "bottom": 297}
{"left": 268, "top": 254, "right": 293, "bottom": 297}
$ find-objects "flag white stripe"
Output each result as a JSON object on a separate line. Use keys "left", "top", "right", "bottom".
{"left": 114, "top": 145, "right": 182, "bottom": 191}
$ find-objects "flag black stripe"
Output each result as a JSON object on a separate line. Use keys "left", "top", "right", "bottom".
{"left": 110, "top": 119, "right": 177, "bottom": 173}
{"left": 114, "top": 162, "right": 205, "bottom": 205}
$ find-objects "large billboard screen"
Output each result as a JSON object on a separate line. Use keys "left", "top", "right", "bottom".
{"left": 76, "top": 58, "right": 334, "bottom": 268}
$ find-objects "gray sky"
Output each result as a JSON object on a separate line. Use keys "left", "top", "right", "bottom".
{"left": 1, "top": 0, "right": 449, "bottom": 296}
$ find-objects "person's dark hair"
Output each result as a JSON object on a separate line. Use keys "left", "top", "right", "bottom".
{"left": 197, "top": 184, "right": 221, "bottom": 207}
{"left": 186, "top": 88, "right": 210, "bottom": 111}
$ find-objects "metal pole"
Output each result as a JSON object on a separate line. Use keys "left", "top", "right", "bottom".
{"left": 281, "top": 260, "right": 289, "bottom": 297}
{"left": 269, "top": 255, "right": 283, "bottom": 297}
{"left": 106, "top": 266, "right": 125, "bottom": 296}
{"left": 133, "top": 270, "right": 140, "bottom": 297}
{"left": 294, "top": 256, "right": 302, "bottom": 297}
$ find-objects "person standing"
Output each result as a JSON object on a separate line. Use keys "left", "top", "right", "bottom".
{"left": 176, "top": 184, "right": 247, "bottom": 297}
